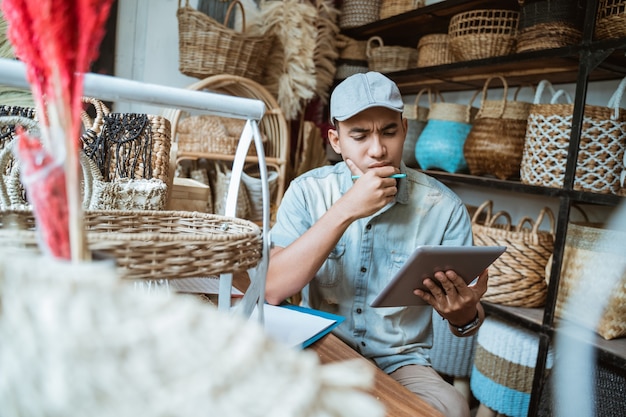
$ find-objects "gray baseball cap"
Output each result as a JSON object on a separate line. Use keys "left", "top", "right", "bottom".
{"left": 330, "top": 71, "right": 404, "bottom": 124}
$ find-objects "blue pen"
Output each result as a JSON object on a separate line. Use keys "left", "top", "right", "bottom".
{"left": 351, "top": 173, "right": 407, "bottom": 180}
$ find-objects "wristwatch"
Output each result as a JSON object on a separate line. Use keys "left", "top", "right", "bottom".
{"left": 450, "top": 313, "right": 481, "bottom": 336}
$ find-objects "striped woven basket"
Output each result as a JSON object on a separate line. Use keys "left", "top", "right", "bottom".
{"left": 471, "top": 200, "right": 554, "bottom": 308}
{"left": 339, "top": 0, "right": 381, "bottom": 29}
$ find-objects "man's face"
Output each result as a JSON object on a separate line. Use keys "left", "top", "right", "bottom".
{"left": 328, "top": 106, "right": 407, "bottom": 175}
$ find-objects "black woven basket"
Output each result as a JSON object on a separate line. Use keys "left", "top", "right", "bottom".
{"left": 518, "top": 0, "right": 585, "bottom": 30}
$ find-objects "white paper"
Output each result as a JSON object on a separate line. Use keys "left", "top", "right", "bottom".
{"left": 251, "top": 304, "right": 337, "bottom": 349}
{"left": 168, "top": 277, "right": 243, "bottom": 296}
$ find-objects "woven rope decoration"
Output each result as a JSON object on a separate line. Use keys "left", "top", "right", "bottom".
{"left": 0, "top": 249, "right": 386, "bottom": 417}
{"left": 471, "top": 200, "right": 554, "bottom": 307}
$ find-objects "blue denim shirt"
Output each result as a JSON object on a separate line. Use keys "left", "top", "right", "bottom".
{"left": 270, "top": 162, "right": 473, "bottom": 373}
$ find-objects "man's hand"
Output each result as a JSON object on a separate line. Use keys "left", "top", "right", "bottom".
{"left": 414, "top": 268, "right": 488, "bottom": 328}
{"left": 341, "top": 158, "right": 400, "bottom": 219}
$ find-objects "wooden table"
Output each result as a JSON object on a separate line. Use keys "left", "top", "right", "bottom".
{"left": 310, "top": 333, "right": 443, "bottom": 417}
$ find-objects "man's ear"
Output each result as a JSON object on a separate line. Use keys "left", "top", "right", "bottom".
{"left": 327, "top": 127, "right": 342, "bottom": 155}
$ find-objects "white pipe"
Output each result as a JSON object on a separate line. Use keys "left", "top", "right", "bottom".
{"left": 0, "top": 58, "right": 266, "bottom": 120}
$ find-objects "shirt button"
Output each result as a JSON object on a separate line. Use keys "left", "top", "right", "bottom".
{"left": 360, "top": 267, "right": 367, "bottom": 273}
{"left": 356, "top": 308, "right": 362, "bottom": 314}
{"left": 361, "top": 341, "right": 366, "bottom": 347}
{"left": 366, "top": 224, "right": 372, "bottom": 230}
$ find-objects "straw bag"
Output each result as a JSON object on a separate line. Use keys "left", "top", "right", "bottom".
{"left": 366, "top": 36, "right": 418, "bottom": 73}
{"left": 339, "top": 0, "right": 381, "bottom": 29}
{"left": 595, "top": 0, "right": 626, "bottom": 40}
{"left": 516, "top": 0, "right": 584, "bottom": 53}
{"left": 379, "top": 0, "right": 425, "bottom": 20}
{"left": 471, "top": 200, "right": 555, "bottom": 308}
{"left": 176, "top": 0, "right": 272, "bottom": 82}
{"left": 414, "top": 91, "right": 479, "bottom": 173}
{"left": 555, "top": 221, "right": 626, "bottom": 340}
{"left": 520, "top": 78, "right": 626, "bottom": 194}
{"left": 464, "top": 76, "right": 532, "bottom": 180}
{"left": 80, "top": 99, "right": 172, "bottom": 186}
{"left": 448, "top": 9, "right": 519, "bottom": 61}
{"left": 416, "top": 33, "right": 455, "bottom": 68}
{"left": 402, "top": 88, "right": 440, "bottom": 168}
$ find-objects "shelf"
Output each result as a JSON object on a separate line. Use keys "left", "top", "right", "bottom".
{"left": 421, "top": 170, "right": 625, "bottom": 206}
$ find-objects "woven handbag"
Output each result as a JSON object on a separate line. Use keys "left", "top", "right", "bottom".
{"left": 415, "top": 91, "right": 479, "bottom": 173}
{"left": 402, "top": 88, "right": 441, "bottom": 168}
{"left": 595, "top": 0, "right": 626, "bottom": 40}
{"left": 448, "top": 9, "right": 519, "bottom": 61}
{"left": 520, "top": 78, "right": 626, "bottom": 194}
{"left": 366, "top": 36, "right": 418, "bottom": 73}
{"left": 464, "top": 76, "right": 532, "bottom": 180}
{"left": 176, "top": 0, "right": 272, "bottom": 82}
{"left": 555, "top": 221, "right": 626, "bottom": 340}
{"left": 516, "top": 0, "right": 584, "bottom": 53}
{"left": 379, "top": 0, "right": 425, "bottom": 20}
{"left": 471, "top": 200, "right": 554, "bottom": 308}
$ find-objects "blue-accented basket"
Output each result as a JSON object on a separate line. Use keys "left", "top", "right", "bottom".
{"left": 470, "top": 316, "right": 554, "bottom": 417}
{"left": 430, "top": 310, "right": 477, "bottom": 378}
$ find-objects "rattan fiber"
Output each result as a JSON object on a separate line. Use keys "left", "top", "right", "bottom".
{"left": 379, "top": 0, "right": 425, "bottom": 20}
{"left": 0, "top": 209, "right": 262, "bottom": 280}
{"left": 471, "top": 200, "right": 554, "bottom": 308}
{"left": 339, "top": 0, "right": 381, "bottom": 29}
{"left": 177, "top": 0, "right": 272, "bottom": 82}
{"left": 448, "top": 9, "right": 519, "bottom": 61}
{"left": 367, "top": 36, "right": 418, "bottom": 73}
{"left": 595, "top": 0, "right": 626, "bottom": 40}
{"left": 416, "top": 33, "right": 454, "bottom": 67}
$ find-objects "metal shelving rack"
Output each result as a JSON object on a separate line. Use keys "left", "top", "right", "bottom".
{"left": 343, "top": 0, "right": 626, "bottom": 415}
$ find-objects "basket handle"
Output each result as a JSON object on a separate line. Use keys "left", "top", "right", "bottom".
{"left": 531, "top": 206, "right": 556, "bottom": 234}
{"left": 515, "top": 216, "right": 535, "bottom": 232}
{"left": 465, "top": 89, "right": 481, "bottom": 123}
{"left": 224, "top": 0, "right": 246, "bottom": 31}
{"left": 80, "top": 97, "right": 110, "bottom": 135}
{"left": 550, "top": 89, "right": 573, "bottom": 105}
{"left": 366, "top": 36, "right": 384, "bottom": 58}
{"left": 471, "top": 200, "right": 493, "bottom": 224}
{"left": 477, "top": 75, "right": 509, "bottom": 119}
{"left": 534, "top": 80, "right": 557, "bottom": 104}
{"left": 486, "top": 210, "right": 513, "bottom": 228}
{"left": 607, "top": 76, "right": 626, "bottom": 120}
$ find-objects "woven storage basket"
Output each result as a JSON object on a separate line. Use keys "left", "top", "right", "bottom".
{"left": 0, "top": 209, "right": 262, "bottom": 280}
{"left": 416, "top": 33, "right": 455, "bottom": 67}
{"left": 516, "top": 0, "right": 584, "bottom": 53}
{"left": 414, "top": 91, "right": 479, "bottom": 173}
{"left": 366, "top": 36, "right": 418, "bottom": 73}
{"left": 176, "top": 0, "right": 272, "bottom": 82}
{"left": 0, "top": 106, "right": 37, "bottom": 152}
{"left": 339, "top": 0, "right": 382, "bottom": 29}
{"left": 554, "top": 221, "right": 626, "bottom": 340}
{"left": 448, "top": 9, "right": 519, "bottom": 61}
{"left": 595, "top": 0, "right": 626, "bottom": 40}
{"left": 379, "top": 0, "right": 425, "bottom": 20}
{"left": 336, "top": 34, "right": 368, "bottom": 61}
{"left": 402, "top": 88, "right": 441, "bottom": 168}
{"left": 464, "top": 76, "right": 532, "bottom": 180}
{"left": 520, "top": 78, "right": 626, "bottom": 194}
{"left": 471, "top": 200, "right": 554, "bottom": 308}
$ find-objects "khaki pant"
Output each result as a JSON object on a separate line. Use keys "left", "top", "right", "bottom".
{"left": 390, "top": 365, "right": 470, "bottom": 417}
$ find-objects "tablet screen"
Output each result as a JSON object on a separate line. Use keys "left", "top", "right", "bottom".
{"left": 370, "top": 245, "right": 506, "bottom": 307}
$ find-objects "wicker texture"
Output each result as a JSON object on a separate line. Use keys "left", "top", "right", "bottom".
{"left": 595, "top": 0, "right": 626, "bottom": 40}
{"left": 448, "top": 9, "right": 519, "bottom": 61}
{"left": 430, "top": 310, "right": 477, "bottom": 378}
{"left": 555, "top": 222, "right": 626, "bottom": 340}
{"left": 177, "top": 115, "right": 265, "bottom": 156}
{"left": 0, "top": 106, "right": 37, "bottom": 151}
{"left": 177, "top": 0, "right": 272, "bottom": 82}
{"left": 471, "top": 200, "right": 554, "bottom": 308}
{"left": 416, "top": 33, "right": 454, "bottom": 67}
{"left": 379, "top": 0, "right": 425, "bottom": 20}
{"left": 520, "top": 79, "right": 626, "bottom": 194}
{"left": 336, "top": 34, "right": 368, "bottom": 61}
{"left": 402, "top": 88, "right": 440, "bottom": 168}
{"left": 366, "top": 36, "right": 418, "bottom": 73}
{"left": 0, "top": 209, "right": 262, "bottom": 280}
{"left": 339, "top": 0, "right": 381, "bottom": 29}
{"left": 464, "top": 76, "right": 532, "bottom": 180}
{"left": 516, "top": 0, "right": 583, "bottom": 52}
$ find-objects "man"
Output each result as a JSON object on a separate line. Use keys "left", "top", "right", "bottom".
{"left": 266, "top": 71, "right": 487, "bottom": 417}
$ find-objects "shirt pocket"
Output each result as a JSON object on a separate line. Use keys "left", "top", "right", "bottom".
{"left": 316, "top": 241, "right": 346, "bottom": 287}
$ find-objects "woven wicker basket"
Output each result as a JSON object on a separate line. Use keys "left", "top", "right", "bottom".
{"left": 339, "top": 0, "right": 382, "bottom": 29}
{"left": 520, "top": 78, "right": 626, "bottom": 194}
{"left": 416, "top": 33, "right": 455, "bottom": 67}
{"left": 448, "top": 9, "right": 519, "bottom": 61}
{"left": 471, "top": 200, "right": 554, "bottom": 308}
{"left": 516, "top": 0, "right": 584, "bottom": 52}
{"left": 0, "top": 209, "right": 262, "bottom": 280}
{"left": 464, "top": 76, "right": 532, "bottom": 180}
{"left": 379, "top": 0, "right": 425, "bottom": 20}
{"left": 554, "top": 221, "right": 626, "bottom": 340}
{"left": 367, "top": 36, "right": 418, "bottom": 73}
{"left": 595, "top": 0, "right": 626, "bottom": 40}
{"left": 177, "top": 0, "right": 272, "bottom": 82}
{"left": 336, "top": 34, "right": 368, "bottom": 61}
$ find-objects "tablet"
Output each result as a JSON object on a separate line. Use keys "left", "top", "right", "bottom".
{"left": 370, "top": 245, "right": 506, "bottom": 307}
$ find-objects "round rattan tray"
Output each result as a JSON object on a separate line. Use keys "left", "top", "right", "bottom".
{"left": 0, "top": 209, "right": 262, "bottom": 280}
